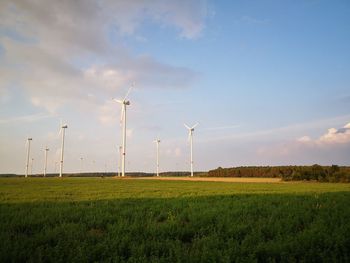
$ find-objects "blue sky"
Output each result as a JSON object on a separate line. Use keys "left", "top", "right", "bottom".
{"left": 0, "top": 0, "right": 350, "bottom": 174}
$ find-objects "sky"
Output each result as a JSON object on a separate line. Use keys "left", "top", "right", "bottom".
{"left": 0, "top": 0, "right": 350, "bottom": 175}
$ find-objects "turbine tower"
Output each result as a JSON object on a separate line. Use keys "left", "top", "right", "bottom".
{"left": 153, "top": 139, "right": 161, "bottom": 176}
{"left": 113, "top": 85, "right": 133, "bottom": 177}
{"left": 59, "top": 122, "right": 68, "bottom": 178}
{"left": 184, "top": 123, "right": 199, "bottom": 177}
{"left": 25, "top": 138, "right": 32, "bottom": 178}
{"left": 44, "top": 147, "right": 49, "bottom": 177}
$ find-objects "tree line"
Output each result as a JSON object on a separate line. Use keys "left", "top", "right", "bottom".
{"left": 207, "top": 165, "right": 350, "bottom": 183}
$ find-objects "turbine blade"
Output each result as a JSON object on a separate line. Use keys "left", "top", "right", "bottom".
{"left": 113, "top": 98, "right": 123, "bottom": 104}
{"left": 191, "top": 123, "right": 199, "bottom": 129}
{"left": 184, "top": 123, "right": 191, "bottom": 130}
{"left": 58, "top": 119, "right": 63, "bottom": 136}
{"left": 123, "top": 84, "right": 133, "bottom": 101}
{"left": 188, "top": 131, "right": 191, "bottom": 142}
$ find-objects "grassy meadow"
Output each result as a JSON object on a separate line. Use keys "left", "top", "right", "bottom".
{"left": 0, "top": 178, "right": 349, "bottom": 262}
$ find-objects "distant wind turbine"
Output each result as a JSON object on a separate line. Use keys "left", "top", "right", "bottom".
{"left": 153, "top": 139, "right": 161, "bottom": 177}
{"left": 25, "top": 138, "right": 32, "bottom": 178}
{"left": 184, "top": 123, "right": 199, "bottom": 177}
{"left": 113, "top": 84, "right": 133, "bottom": 177}
{"left": 59, "top": 121, "right": 68, "bottom": 178}
{"left": 44, "top": 147, "right": 49, "bottom": 177}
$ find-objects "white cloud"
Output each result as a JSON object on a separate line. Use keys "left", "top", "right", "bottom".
{"left": 0, "top": 113, "right": 53, "bottom": 124}
{"left": 294, "top": 123, "right": 350, "bottom": 146}
{"left": 98, "top": 100, "right": 119, "bottom": 126}
{"left": 256, "top": 122, "right": 350, "bottom": 161}
{"left": 0, "top": 0, "right": 204, "bottom": 114}
{"left": 318, "top": 124, "right": 350, "bottom": 144}
{"left": 297, "top": 136, "right": 311, "bottom": 143}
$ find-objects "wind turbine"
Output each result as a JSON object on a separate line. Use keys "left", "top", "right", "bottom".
{"left": 44, "top": 147, "right": 49, "bottom": 177}
{"left": 184, "top": 123, "right": 199, "bottom": 177}
{"left": 25, "top": 138, "right": 32, "bottom": 178}
{"left": 113, "top": 85, "right": 133, "bottom": 177}
{"left": 59, "top": 121, "right": 68, "bottom": 178}
{"left": 153, "top": 139, "right": 161, "bottom": 177}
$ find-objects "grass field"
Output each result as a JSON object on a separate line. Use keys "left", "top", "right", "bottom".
{"left": 0, "top": 178, "right": 349, "bottom": 262}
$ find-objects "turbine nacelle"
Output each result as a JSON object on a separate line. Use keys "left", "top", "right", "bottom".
{"left": 184, "top": 123, "right": 198, "bottom": 131}
{"left": 184, "top": 123, "right": 199, "bottom": 140}
{"left": 113, "top": 99, "right": 130, "bottom": 106}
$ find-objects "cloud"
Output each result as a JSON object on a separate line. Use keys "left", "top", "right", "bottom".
{"left": 202, "top": 124, "right": 241, "bottom": 131}
{"left": 256, "top": 122, "right": 350, "bottom": 161}
{"left": 200, "top": 114, "right": 350, "bottom": 144}
{"left": 0, "top": 0, "right": 204, "bottom": 113}
{"left": 98, "top": 100, "right": 119, "bottom": 126}
{"left": 297, "top": 136, "right": 312, "bottom": 143}
{"left": 318, "top": 124, "right": 350, "bottom": 144}
{"left": 295, "top": 122, "right": 350, "bottom": 146}
{"left": 0, "top": 113, "right": 53, "bottom": 124}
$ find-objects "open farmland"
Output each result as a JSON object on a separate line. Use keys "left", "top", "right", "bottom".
{"left": 0, "top": 178, "right": 349, "bottom": 262}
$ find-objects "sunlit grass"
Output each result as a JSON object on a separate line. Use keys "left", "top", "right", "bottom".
{"left": 0, "top": 178, "right": 349, "bottom": 262}
{"left": 1, "top": 177, "right": 349, "bottom": 203}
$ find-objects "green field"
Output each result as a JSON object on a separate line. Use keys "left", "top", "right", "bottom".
{"left": 0, "top": 178, "right": 349, "bottom": 262}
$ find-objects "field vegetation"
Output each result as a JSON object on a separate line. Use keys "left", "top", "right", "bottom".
{"left": 0, "top": 178, "right": 349, "bottom": 262}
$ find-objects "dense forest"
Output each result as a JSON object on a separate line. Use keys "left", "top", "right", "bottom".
{"left": 207, "top": 165, "right": 350, "bottom": 182}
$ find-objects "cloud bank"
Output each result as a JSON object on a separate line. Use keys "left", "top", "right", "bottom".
{"left": 0, "top": 0, "right": 206, "bottom": 114}
{"left": 298, "top": 122, "right": 350, "bottom": 146}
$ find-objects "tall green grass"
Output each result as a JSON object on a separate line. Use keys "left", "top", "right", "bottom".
{"left": 0, "top": 178, "right": 349, "bottom": 262}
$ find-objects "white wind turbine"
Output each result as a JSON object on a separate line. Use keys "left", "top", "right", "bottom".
{"left": 153, "top": 139, "right": 161, "bottom": 177}
{"left": 58, "top": 121, "right": 68, "bottom": 178}
{"left": 113, "top": 85, "right": 133, "bottom": 177}
{"left": 25, "top": 138, "right": 32, "bottom": 178}
{"left": 44, "top": 146, "right": 49, "bottom": 177}
{"left": 184, "top": 123, "right": 199, "bottom": 177}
